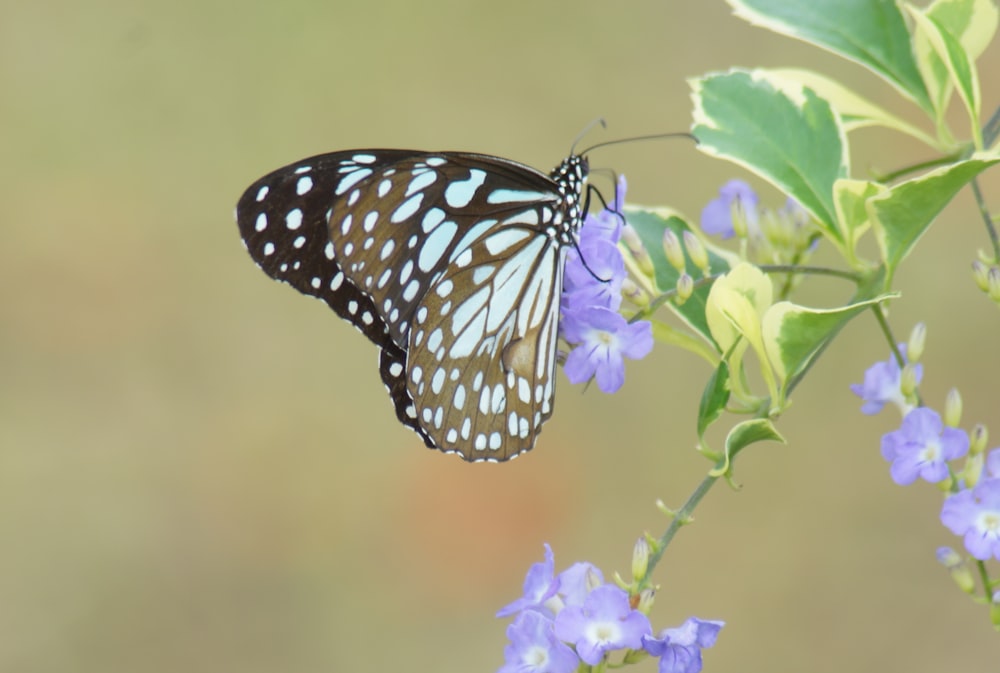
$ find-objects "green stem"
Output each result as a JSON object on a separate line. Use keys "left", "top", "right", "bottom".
{"left": 983, "top": 103, "right": 1000, "bottom": 148}
{"left": 646, "top": 469, "right": 720, "bottom": 578}
{"left": 975, "top": 559, "right": 992, "bottom": 600}
{"left": 969, "top": 177, "right": 1000, "bottom": 261}
{"left": 871, "top": 152, "right": 963, "bottom": 183}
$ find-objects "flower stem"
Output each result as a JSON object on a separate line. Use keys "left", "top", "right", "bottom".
{"left": 646, "top": 470, "right": 720, "bottom": 577}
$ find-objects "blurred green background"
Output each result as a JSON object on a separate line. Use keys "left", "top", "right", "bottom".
{"left": 3, "top": 0, "right": 998, "bottom": 670}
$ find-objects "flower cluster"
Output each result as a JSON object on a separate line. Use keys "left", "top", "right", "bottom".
{"left": 852, "top": 327, "right": 1000, "bottom": 564}
{"left": 700, "top": 179, "right": 816, "bottom": 266}
{"left": 561, "top": 177, "right": 654, "bottom": 394}
{"left": 497, "top": 544, "right": 723, "bottom": 673}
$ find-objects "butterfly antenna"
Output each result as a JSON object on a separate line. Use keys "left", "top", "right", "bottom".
{"left": 580, "top": 131, "right": 696, "bottom": 155}
{"left": 570, "top": 118, "right": 608, "bottom": 156}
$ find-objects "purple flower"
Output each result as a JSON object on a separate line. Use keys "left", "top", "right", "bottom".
{"left": 561, "top": 307, "right": 653, "bottom": 393}
{"left": 850, "top": 348, "right": 922, "bottom": 415}
{"left": 556, "top": 562, "right": 604, "bottom": 607}
{"left": 552, "top": 585, "right": 652, "bottom": 665}
{"left": 986, "top": 448, "right": 1000, "bottom": 479}
{"left": 941, "top": 478, "right": 1000, "bottom": 561}
{"left": 498, "top": 611, "right": 579, "bottom": 673}
{"left": 497, "top": 544, "right": 560, "bottom": 618}
{"left": 562, "top": 238, "right": 625, "bottom": 312}
{"left": 880, "top": 408, "right": 969, "bottom": 485}
{"left": 642, "top": 618, "right": 724, "bottom": 673}
{"left": 580, "top": 175, "right": 627, "bottom": 245}
{"left": 700, "top": 180, "right": 758, "bottom": 239}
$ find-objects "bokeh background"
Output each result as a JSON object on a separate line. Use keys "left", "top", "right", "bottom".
{"left": 3, "top": 0, "right": 999, "bottom": 670}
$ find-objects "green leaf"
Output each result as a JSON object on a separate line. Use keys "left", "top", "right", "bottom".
{"left": 727, "top": 0, "right": 932, "bottom": 113}
{"left": 912, "top": 0, "right": 998, "bottom": 123}
{"left": 768, "top": 68, "right": 940, "bottom": 149}
{"left": 870, "top": 154, "right": 1000, "bottom": 283}
{"left": 709, "top": 417, "right": 786, "bottom": 476}
{"left": 833, "top": 178, "right": 888, "bottom": 265}
{"left": 625, "top": 207, "right": 735, "bottom": 346}
{"left": 908, "top": 6, "right": 983, "bottom": 146}
{"left": 690, "top": 70, "right": 847, "bottom": 239}
{"left": 697, "top": 361, "right": 731, "bottom": 442}
{"left": 762, "top": 295, "right": 897, "bottom": 397}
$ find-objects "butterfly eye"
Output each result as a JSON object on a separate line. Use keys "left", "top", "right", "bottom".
{"left": 236, "top": 150, "right": 589, "bottom": 461}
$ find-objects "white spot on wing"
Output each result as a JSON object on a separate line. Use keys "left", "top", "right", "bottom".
{"left": 391, "top": 193, "right": 424, "bottom": 223}
{"left": 335, "top": 168, "right": 372, "bottom": 195}
{"left": 444, "top": 169, "right": 486, "bottom": 208}
{"left": 486, "top": 189, "right": 548, "bottom": 204}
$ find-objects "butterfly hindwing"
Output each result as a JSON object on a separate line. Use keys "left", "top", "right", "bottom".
{"left": 236, "top": 149, "right": 588, "bottom": 461}
{"left": 406, "top": 233, "right": 565, "bottom": 461}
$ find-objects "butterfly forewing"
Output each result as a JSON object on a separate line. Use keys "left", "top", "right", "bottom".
{"left": 236, "top": 149, "right": 588, "bottom": 461}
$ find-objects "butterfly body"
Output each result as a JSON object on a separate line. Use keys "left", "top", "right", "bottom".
{"left": 236, "top": 149, "right": 589, "bottom": 461}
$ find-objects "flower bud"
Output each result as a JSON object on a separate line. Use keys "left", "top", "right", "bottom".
{"left": 963, "top": 451, "right": 984, "bottom": 489}
{"left": 621, "top": 277, "right": 649, "bottom": 307}
{"left": 636, "top": 587, "right": 656, "bottom": 615}
{"left": 991, "top": 591, "right": 1000, "bottom": 629}
{"left": 631, "top": 537, "right": 650, "bottom": 583}
{"left": 662, "top": 229, "right": 686, "bottom": 272}
{"left": 675, "top": 273, "right": 694, "bottom": 304}
{"left": 944, "top": 388, "right": 962, "bottom": 428}
{"left": 906, "top": 323, "right": 926, "bottom": 363}
{"left": 682, "top": 230, "right": 710, "bottom": 275}
{"left": 988, "top": 267, "right": 1000, "bottom": 303}
{"left": 731, "top": 201, "right": 750, "bottom": 239}
{"left": 971, "top": 424, "right": 988, "bottom": 456}
{"left": 936, "top": 547, "right": 975, "bottom": 594}
{"left": 621, "top": 225, "right": 655, "bottom": 278}
{"left": 899, "top": 363, "right": 919, "bottom": 398}
{"left": 972, "top": 260, "right": 991, "bottom": 292}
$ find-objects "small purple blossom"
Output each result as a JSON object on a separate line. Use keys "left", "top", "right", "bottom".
{"left": 556, "top": 562, "right": 604, "bottom": 607}
{"left": 561, "top": 307, "right": 653, "bottom": 393}
{"left": 880, "top": 407, "right": 969, "bottom": 485}
{"left": 497, "top": 544, "right": 560, "bottom": 618}
{"left": 850, "top": 347, "right": 922, "bottom": 415}
{"left": 562, "top": 238, "right": 625, "bottom": 312}
{"left": 941, "top": 478, "right": 1000, "bottom": 561}
{"left": 986, "top": 448, "right": 1000, "bottom": 479}
{"left": 552, "top": 584, "right": 652, "bottom": 665}
{"left": 642, "top": 618, "right": 724, "bottom": 673}
{"left": 700, "top": 180, "right": 758, "bottom": 239}
{"left": 498, "top": 611, "right": 579, "bottom": 673}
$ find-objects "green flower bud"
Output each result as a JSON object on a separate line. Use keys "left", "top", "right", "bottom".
{"left": 937, "top": 547, "right": 975, "bottom": 594}
{"left": 971, "top": 424, "right": 988, "bottom": 456}
{"left": 988, "top": 267, "right": 1000, "bottom": 303}
{"left": 662, "top": 229, "right": 686, "bottom": 272}
{"left": 963, "top": 452, "right": 984, "bottom": 489}
{"left": 900, "top": 363, "right": 919, "bottom": 398}
{"left": 944, "top": 388, "right": 962, "bottom": 428}
{"left": 631, "top": 537, "right": 650, "bottom": 583}
{"left": 636, "top": 587, "right": 656, "bottom": 614}
{"left": 621, "top": 277, "right": 649, "bottom": 307}
{"left": 972, "top": 260, "right": 991, "bottom": 292}
{"left": 907, "top": 323, "right": 926, "bottom": 363}
{"left": 675, "top": 273, "right": 694, "bottom": 304}
{"left": 621, "top": 225, "right": 655, "bottom": 278}
{"left": 682, "top": 230, "right": 710, "bottom": 275}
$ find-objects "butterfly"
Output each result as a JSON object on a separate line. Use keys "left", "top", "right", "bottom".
{"left": 236, "top": 149, "right": 590, "bottom": 462}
